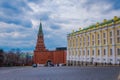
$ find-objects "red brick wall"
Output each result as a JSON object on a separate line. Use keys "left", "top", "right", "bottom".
{"left": 53, "top": 50, "right": 66, "bottom": 64}
{"left": 33, "top": 50, "right": 66, "bottom": 65}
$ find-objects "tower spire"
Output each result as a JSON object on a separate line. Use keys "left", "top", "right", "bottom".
{"left": 38, "top": 21, "right": 43, "bottom": 36}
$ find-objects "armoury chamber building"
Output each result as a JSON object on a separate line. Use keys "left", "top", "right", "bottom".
{"left": 33, "top": 22, "right": 66, "bottom": 66}
{"left": 67, "top": 16, "right": 120, "bottom": 66}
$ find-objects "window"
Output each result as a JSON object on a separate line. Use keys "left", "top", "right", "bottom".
{"left": 83, "top": 37, "right": 85, "bottom": 46}
{"left": 83, "top": 37, "right": 84, "bottom": 41}
{"left": 88, "top": 50, "right": 89, "bottom": 55}
{"left": 117, "top": 37, "right": 120, "bottom": 43}
{"left": 80, "top": 43, "right": 81, "bottom": 46}
{"left": 98, "top": 40, "right": 100, "bottom": 45}
{"left": 104, "top": 49, "right": 106, "bottom": 55}
{"left": 76, "top": 38, "right": 78, "bottom": 47}
{"left": 98, "top": 34, "right": 100, "bottom": 39}
{"left": 92, "top": 35, "right": 94, "bottom": 39}
{"left": 110, "top": 38, "right": 112, "bottom": 44}
{"left": 98, "top": 50, "right": 100, "bottom": 56}
{"left": 110, "top": 49, "right": 112, "bottom": 56}
{"left": 117, "top": 30, "right": 120, "bottom": 36}
{"left": 78, "top": 50, "right": 81, "bottom": 56}
{"left": 117, "top": 48, "right": 120, "bottom": 55}
{"left": 79, "top": 38, "right": 81, "bottom": 46}
{"left": 117, "top": 30, "right": 120, "bottom": 43}
{"left": 110, "top": 59, "right": 112, "bottom": 61}
{"left": 80, "top": 50, "right": 81, "bottom": 54}
{"left": 104, "top": 39, "right": 106, "bottom": 44}
{"left": 84, "top": 37, "right": 86, "bottom": 41}
{"left": 103, "top": 33, "right": 106, "bottom": 38}
{"left": 83, "top": 50, "right": 85, "bottom": 56}
{"left": 75, "top": 50, "right": 77, "bottom": 56}
{"left": 92, "top": 41, "right": 94, "bottom": 45}
{"left": 103, "top": 59, "right": 105, "bottom": 61}
{"left": 110, "top": 32, "right": 112, "bottom": 37}
{"left": 83, "top": 42, "right": 85, "bottom": 46}
{"left": 92, "top": 35, "right": 94, "bottom": 45}
{"left": 87, "top": 36, "right": 90, "bottom": 46}
{"left": 72, "top": 41, "right": 74, "bottom": 47}
{"left": 88, "top": 42, "right": 89, "bottom": 46}
{"left": 92, "top": 50, "right": 94, "bottom": 56}
{"left": 88, "top": 36, "right": 89, "bottom": 40}
{"left": 76, "top": 38, "right": 78, "bottom": 42}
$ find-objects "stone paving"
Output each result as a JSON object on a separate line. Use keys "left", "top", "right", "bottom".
{"left": 0, "top": 66, "right": 120, "bottom": 80}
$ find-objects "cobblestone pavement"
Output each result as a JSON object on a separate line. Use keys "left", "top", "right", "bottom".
{"left": 0, "top": 66, "right": 120, "bottom": 80}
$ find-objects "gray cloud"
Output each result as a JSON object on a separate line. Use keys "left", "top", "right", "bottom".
{"left": 0, "top": 0, "right": 33, "bottom": 28}
{"left": 0, "top": 0, "right": 120, "bottom": 51}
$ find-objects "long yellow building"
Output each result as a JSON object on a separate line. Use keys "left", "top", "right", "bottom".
{"left": 67, "top": 16, "right": 120, "bottom": 66}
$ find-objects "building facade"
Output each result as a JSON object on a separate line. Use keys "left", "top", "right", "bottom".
{"left": 67, "top": 16, "right": 120, "bottom": 66}
{"left": 34, "top": 22, "right": 66, "bottom": 66}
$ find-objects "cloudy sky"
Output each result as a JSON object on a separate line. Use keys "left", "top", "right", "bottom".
{"left": 0, "top": 0, "right": 120, "bottom": 52}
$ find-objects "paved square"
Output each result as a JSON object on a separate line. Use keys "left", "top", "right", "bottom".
{"left": 0, "top": 66, "right": 120, "bottom": 80}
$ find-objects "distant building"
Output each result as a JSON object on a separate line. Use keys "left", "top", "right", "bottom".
{"left": 67, "top": 16, "right": 120, "bottom": 66}
{"left": 33, "top": 22, "right": 66, "bottom": 65}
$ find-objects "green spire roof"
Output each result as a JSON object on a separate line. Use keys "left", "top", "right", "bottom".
{"left": 38, "top": 22, "right": 43, "bottom": 35}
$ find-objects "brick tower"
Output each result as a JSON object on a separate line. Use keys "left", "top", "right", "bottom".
{"left": 33, "top": 22, "right": 47, "bottom": 64}
{"left": 35, "top": 22, "right": 46, "bottom": 52}
{"left": 33, "top": 22, "right": 66, "bottom": 65}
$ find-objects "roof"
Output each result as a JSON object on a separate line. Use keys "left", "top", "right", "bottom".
{"left": 38, "top": 22, "right": 43, "bottom": 36}
{"left": 68, "top": 16, "right": 120, "bottom": 36}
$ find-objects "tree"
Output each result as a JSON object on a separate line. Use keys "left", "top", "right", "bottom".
{"left": 4, "top": 48, "right": 21, "bottom": 66}
{"left": 0, "top": 49, "right": 4, "bottom": 66}
{"left": 0, "top": 49, "right": 4, "bottom": 53}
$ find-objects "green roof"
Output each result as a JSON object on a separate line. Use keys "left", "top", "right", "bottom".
{"left": 38, "top": 22, "right": 43, "bottom": 36}
{"left": 68, "top": 17, "right": 120, "bottom": 36}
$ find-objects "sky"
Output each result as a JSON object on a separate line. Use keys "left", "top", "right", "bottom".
{"left": 0, "top": 0, "right": 120, "bottom": 52}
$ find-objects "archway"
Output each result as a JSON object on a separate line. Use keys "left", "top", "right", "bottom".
{"left": 46, "top": 60, "right": 54, "bottom": 67}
